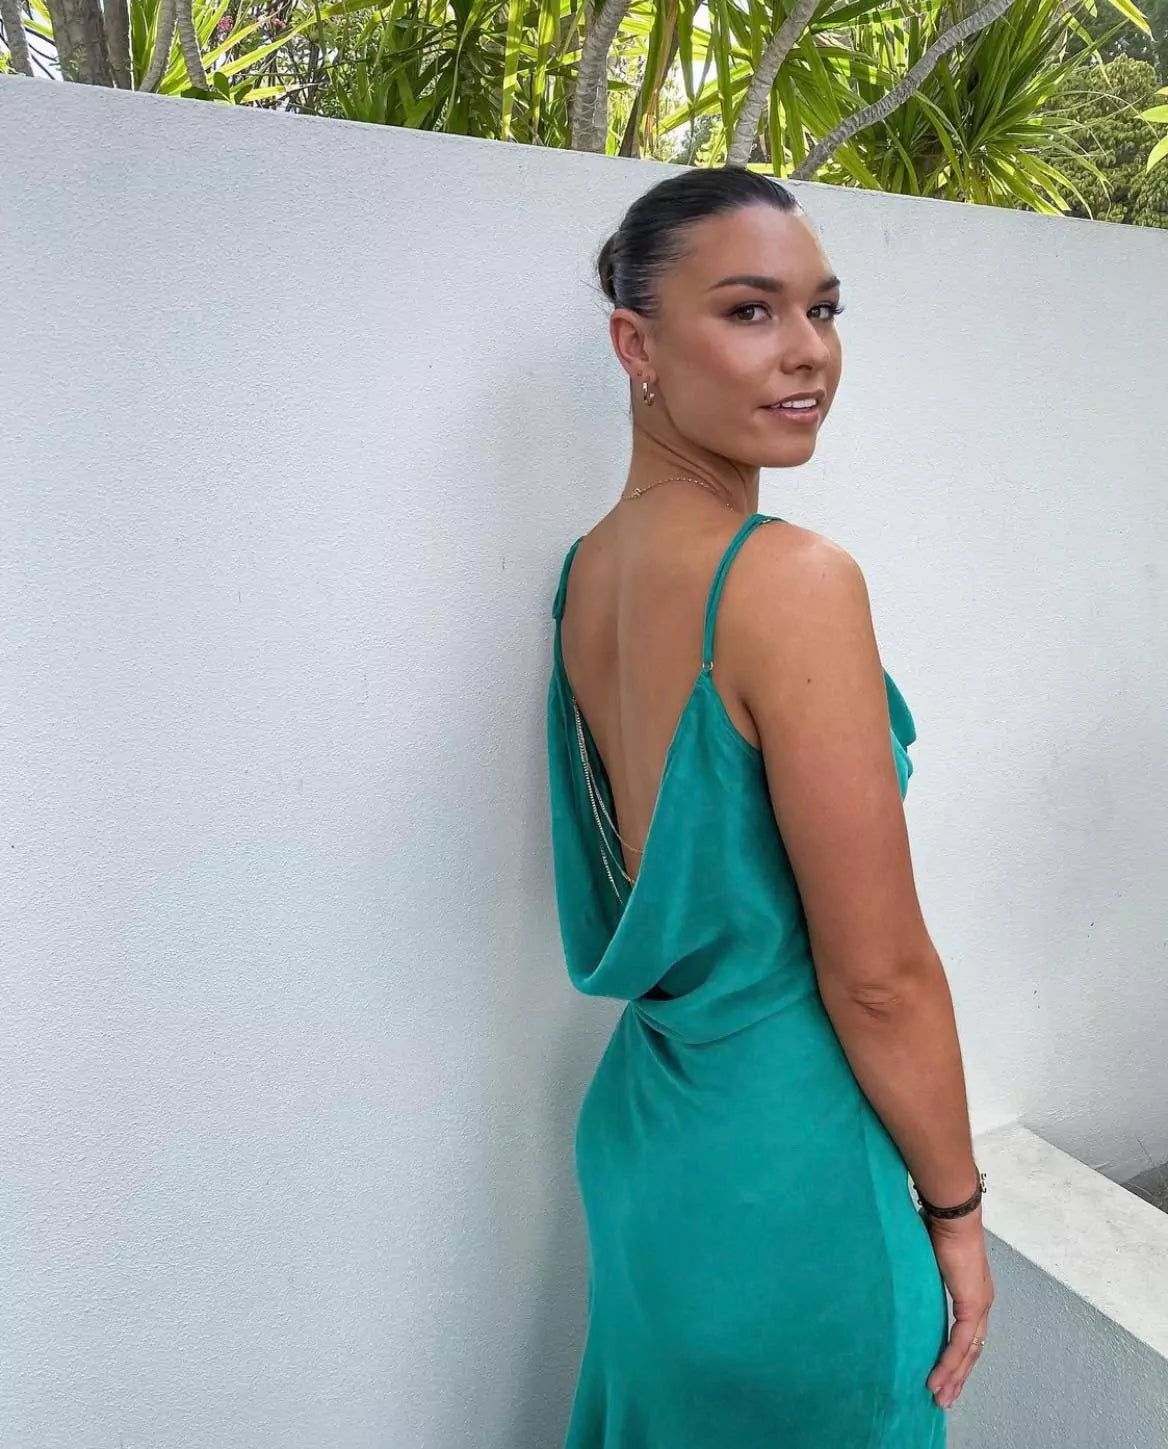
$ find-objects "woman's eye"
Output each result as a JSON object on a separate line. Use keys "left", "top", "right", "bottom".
{"left": 730, "top": 303, "right": 769, "bottom": 323}
{"left": 809, "top": 301, "right": 845, "bottom": 321}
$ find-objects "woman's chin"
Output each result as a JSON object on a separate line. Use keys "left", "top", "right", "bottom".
{"left": 746, "top": 437, "right": 820, "bottom": 470}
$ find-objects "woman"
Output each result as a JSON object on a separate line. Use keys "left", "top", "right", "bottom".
{"left": 546, "top": 166, "right": 993, "bottom": 1448}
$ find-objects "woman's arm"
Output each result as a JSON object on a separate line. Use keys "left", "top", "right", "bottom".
{"left": 727, "top": 526, "right": 977, "bottom": 1210}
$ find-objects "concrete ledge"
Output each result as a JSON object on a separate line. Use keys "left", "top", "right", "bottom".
{"left": 950, "top": 1122, "right": 1168, "bottom": 1449}
{"left": 975, "top": 1121, "right": 1168, "bottom": 1358}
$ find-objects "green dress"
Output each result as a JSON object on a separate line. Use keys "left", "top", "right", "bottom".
{"left": 547, "top": 513, "right": 949, "bottom": 1449}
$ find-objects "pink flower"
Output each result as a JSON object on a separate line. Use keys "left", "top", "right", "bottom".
{"left": 216, "top": 13, "right": 234, "bottom": 31}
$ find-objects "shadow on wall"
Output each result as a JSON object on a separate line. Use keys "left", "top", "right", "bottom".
{"left": 490, "top": 636, "right": 612, "bottom": 1448}
{"left": 504, "top": 1016, "right": 608, "bottom": 1447}
{"left": 475, "top": 335, "right": 623, "bottom": 1448}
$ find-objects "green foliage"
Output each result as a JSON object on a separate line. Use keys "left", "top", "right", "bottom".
{"left": 650, "top": 0, "right": 1112, "bottom": 211}
{"left": 10, "top": 0, "right": 308, "bottom": 97}
{"left": 1142, "top": 85, "right": 1168, "bottom": 167}
{"left": 1064, "top": 54, "right": 1168, "bottom": 223}
{"left": 1075, "top": 0, "right": 1168, "bottom": 77}
{"left": 3, "top": 0, "right": 1161, "bottom": 222}
{"left": 301, "top": 0, "right": 583, "bottom": 139}
{"left": 814, "top": 0, "right": 1100, "bottom": 212}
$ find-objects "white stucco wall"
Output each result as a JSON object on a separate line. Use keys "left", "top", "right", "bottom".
{"left": 2, "top": 76, "right": 1166, "bottom": 1449}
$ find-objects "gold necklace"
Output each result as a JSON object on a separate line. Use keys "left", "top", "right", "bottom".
{"left": 572, "top": 697, "right": 639, "bottom": 903}
{"left": 622, "top": 475, "right": 740, "bottom": 513}
{"left": 576, "top": 474, "right": 739, "bottom": 900}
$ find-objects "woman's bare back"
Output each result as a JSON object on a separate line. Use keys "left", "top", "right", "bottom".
{"left": 558, "top": 503, "right": 807, "bottom": 881}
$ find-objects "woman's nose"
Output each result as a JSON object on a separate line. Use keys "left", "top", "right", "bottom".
{"left": 781, "top": 315, "right": 832, "bottom": 373}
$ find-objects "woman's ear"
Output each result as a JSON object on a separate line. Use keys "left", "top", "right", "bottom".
{"left": 609, "top": 308, "right": 653, "bottom": 385}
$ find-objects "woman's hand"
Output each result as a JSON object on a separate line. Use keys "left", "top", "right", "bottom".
{"left": 924, "top": 1211, "right": 994, "bottom": 1410}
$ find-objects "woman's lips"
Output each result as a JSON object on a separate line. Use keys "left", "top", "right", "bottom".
{"left": 765, "top": 397, "right": 822, "bottom": 425}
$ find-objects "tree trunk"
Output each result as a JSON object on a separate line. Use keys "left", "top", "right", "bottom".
{"left": 791, "top": 0, "right": 1018, "bottom": 180}
{"left": 140, "top": 0, "right": 175, "bottom": 91}
{"left": 618, "top": 97, "right": 639, "bottom": 156}
{"left": 43, "top": 0, "right": 114, "bottom": 83}
{"left": 570, "top": 0, "right": 634, "bottom": 151}
{"left": 1, "top": 0, "right": 35, "bottom": 74}
{"left": 727, "top": 0, "right": 823, "bottom": 168}
{"left": 103, "top": 0, "right": 133, "bottom": 87}
{"left": 175, "top": 0, "right": 208, "bottom": 88}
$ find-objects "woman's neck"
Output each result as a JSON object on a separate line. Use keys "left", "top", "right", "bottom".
{"left": 626, "top": 433, "right": 759, "bottom": 517}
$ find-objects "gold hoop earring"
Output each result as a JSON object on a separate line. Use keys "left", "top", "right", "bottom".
{"left": 641, "top": 379, "right": 655, "bottom": 407}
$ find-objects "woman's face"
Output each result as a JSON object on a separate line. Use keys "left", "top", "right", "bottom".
{"left": 623, "top": 204, "right": 844, "bottom": 469}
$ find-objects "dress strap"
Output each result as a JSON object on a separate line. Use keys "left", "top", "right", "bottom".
{"left": 701, "top": 514, "right": 778, "bottom": 669}
{"left": 553, "top": 538, "right": 584, "bottom": 621}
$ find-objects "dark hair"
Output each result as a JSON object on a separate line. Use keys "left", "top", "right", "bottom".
{"left": 597, "top": 166, "right": 799, "bottom": 317}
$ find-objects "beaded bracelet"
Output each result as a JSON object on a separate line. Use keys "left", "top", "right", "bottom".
{"left": 913, "top": 1167, "right": 986, "bottom": 1220}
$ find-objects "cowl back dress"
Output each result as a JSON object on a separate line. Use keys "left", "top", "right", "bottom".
{"left": 547, "top": 513, "right": 948, "bottom": 1449}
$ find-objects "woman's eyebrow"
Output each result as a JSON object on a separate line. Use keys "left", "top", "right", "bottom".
{"left": 708, "top": 273, "right": 842, "bottom": 293}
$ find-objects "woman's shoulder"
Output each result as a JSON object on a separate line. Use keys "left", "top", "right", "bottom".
{"left": 739, "top": 516, "right": 867, "bottom": 597}
{"left": 716, "top": 517, "right": 878, "bottom": 673}
{"left": 567, "top": 509, "right": 866, "bottom": 620}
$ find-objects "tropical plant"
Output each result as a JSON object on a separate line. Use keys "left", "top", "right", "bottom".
{"left": 3, "top": 0, "right": 310, "bottom": 96}
{"left": 1074, "top": 0, "right": 1167, "bottom": 76}
{"left": 801, "top": 0, "right": 1114, "bottom": 208}
{"left": 1142, "top": 81, "right": 1168, "bottom": 166}
{"left": 644, "top": 0, "right": 1137, "bottom": 209}
{"left": 1061, "top": 54, "right": 1168, "bottom": 210}
{"left": 301, "top": 0, "right": 585, "bottom": 136}
{"left": 2, "top": 0, "right": 1155, "bottom": 217}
